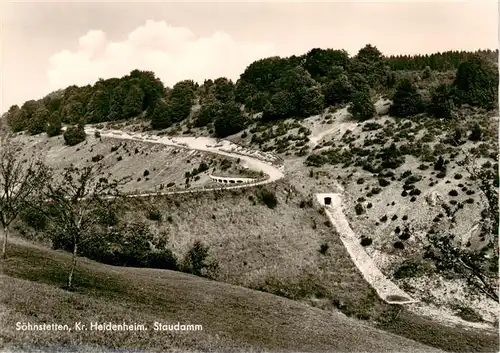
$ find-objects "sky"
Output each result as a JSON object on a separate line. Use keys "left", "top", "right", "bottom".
{"left": 1, "top": 1, "right": 498, "bottom": 113}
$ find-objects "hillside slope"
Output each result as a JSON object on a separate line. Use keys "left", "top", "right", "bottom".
{"left": 1, "top": 241, "right": 440, "bottom": 353}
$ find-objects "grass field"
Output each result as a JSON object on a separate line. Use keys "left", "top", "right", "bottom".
{"left": 7, "top": 181, "right": 496, "bottom": 352}
{"left": 1, "top": 241, "right": 442, "bottom": 353}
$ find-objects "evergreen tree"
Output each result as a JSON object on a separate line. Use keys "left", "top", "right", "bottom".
{"left": 389, "top": 79, "right": 425, "bottom": 118}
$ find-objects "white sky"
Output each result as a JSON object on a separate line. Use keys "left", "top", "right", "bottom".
{"left": 1, "top": 1, "right": 498, "bottom": 112}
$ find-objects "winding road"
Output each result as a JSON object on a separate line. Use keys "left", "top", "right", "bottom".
{"left": 86, "top": 126, "right": 416, "bottom": 305}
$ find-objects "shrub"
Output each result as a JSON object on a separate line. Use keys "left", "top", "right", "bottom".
{"left": 143, "top": 169, "right": 150, "bottom": 177}
{"left": 357, "top": 178, "right": 365, "bottom": 184}
{"left": 319, "top": 243, "right": 329, "bottom": 255}
{"left": 399, "top": 226, "right": 411, "bottom": 240}
{"left": 147, "top": 208, "right": 162, "bottom": 221}
{"left": 91, "top": 154, "right": 104, "bottom": 163}
{"left": 360, "top": 237, "right": 373, "bottom": 246}
{"left": 454, "top": 173, "right": 463, "bottom": 180}
{"left": 63, "top": 125, "right": 86, "bottom": 146}
{"left": 378, "top": 178, "right": 390, "bottom": 187}
{"left": 355, "top": 203, "right": 365, "bottom": 215}
{"left": 456, "top": 306, "right": 483, "bottom": 323}
{"left": 166, "top": 182, "right": 175, "bottom": 187}
{"left": 394, "top": 261, "right": 420, "bottom": 279}
{"left": 449, "top": 189, "right": 458, "bottom": 196}
{"left": 94, "top": 131, "right": 101, "bottom": 138}
{"left": 146, "top": 249, "right": 178, "bottom": 270}
{"left": 257, "top": 189, "right": 278, "bottom": 209}
{"left": 393, "top": 241, "right": 405, "bottom": 249}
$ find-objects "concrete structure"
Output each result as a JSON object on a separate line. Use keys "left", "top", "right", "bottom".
{"left": 315, "top": 193, "right": 417, "bottom": 305}
{"left": 209, "top": 175, "right": 256, "bottom": 185}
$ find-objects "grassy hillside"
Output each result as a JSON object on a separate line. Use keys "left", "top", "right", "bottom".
{"left": 11, "top": 132, "right": 259, "bottom": 194}
{"left": 1, "top": 240, "right": 443, "bottom": 353}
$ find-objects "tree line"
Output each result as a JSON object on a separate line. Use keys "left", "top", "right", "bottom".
{"left": 4, "top": 45, "right": 498, "bottom": 139}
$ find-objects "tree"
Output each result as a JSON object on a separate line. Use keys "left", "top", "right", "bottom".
{"left": 262, "top": 91, "right": 296, "bottom": 121}
{"left": 28, "top": 106, "right": 49, "bottom": 135}
{"left": 86, "top": 89, "right": 109, "bottom": 124}
{"left": 429, "top": 84, "right": 457, "bottom": 119}
{"left": 351, "top": 44, "right": 387, "bottom": 88}
{"left": 195, "top": 98, "right": 221, "bottom": 128}
{"left": 150, "top": 101, "right": 171, "bottom": 130}
{"left": 6, "top": 105, "right": 25, "bottom": 132}
{"left": 213, "top": 77, "right": 235, "bottom": 103}
{"left": 163, "top": 80, "right": 196, "bottom": 124}
{"left": 453, "top": 56, "right": 498, "bottom": 109}
{"left": 296, "top": 85, "right": 324, "bottom": 117}
{"left": 213, "top": 103, "right": 247, "bottom": 137}
{"left": 129, "top": 70, "right": 166, "bottom": 112}
{"left": 123, "top": 85, "right": 145, "bottom": 118}
{"left": 0, "top": 137, "right": 49, "bottom": 258}
{"left": 323, "top": 74, "right": 354, "bottom": 106}
{"left": 40, "top": 163, "right": 130, "bottom": 289}
{"left": 46, "top": 111, "right": 62, "bottom": 137}
{"left": 303, "top": 48, "right": 350, "bottom": 80}
{"left": 245, "top": 92, "right": 270, "bottom": 113}
{"left": 389, "top": 79, "right": 425, "bottom": 118}
{"left": 348, "top": 92, "right": 376, "bottom": 121}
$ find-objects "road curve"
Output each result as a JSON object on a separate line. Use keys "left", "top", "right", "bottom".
{"left": 84, "top": 127, "right": 285, "bottom": 196}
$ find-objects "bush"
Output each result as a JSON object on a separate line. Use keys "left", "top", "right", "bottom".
{"left": 91, "top": 154, "right": 104, "bottom": 163}
{"left": 21, "top": 207, "right": 47, "bottom": 231}
{"left": 378, "top": 178, "right": 390, "bottom": 187}
{"left": 394, "top": 261, "right": 420, "bottom": 279}
{"left": 143, "top": 169, "right": 150, "bottom": 177}
{"left": 469, "top": 123, "right": 483, "bottom": 141}
{"left": 94, "top": 131, "right": 101, "bottom": 138}
{"left": 63, "top": 125, "right": 86, "bottom": 146}
{"left": 355, "top": 203, "right": 365, "bottom": 215}
{"left": 319, "top": 243, "right": 329, "bottom": 255}
{"left": 449, "top": 189, "right": 459, "bottom": 196}
{"left": 147, "top": 208, "right": 162, "bottom": 221}
{"left": 146, "top": 249, "right": 178, "bottom": 270}
{"left": 393, "top": 241, "right": 405, "bottom": 249}
{"left": 360, "top": 237, "right": 373, "bottom": 246}
{"left": 257, "top": 189, "right": 278, "bottom": 209}
{"left": 456, "top": 306, "right": 483, "bottom": 323}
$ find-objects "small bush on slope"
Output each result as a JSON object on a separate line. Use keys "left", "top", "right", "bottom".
{"left": 63, "top": 124, "right": 86, "bottom": 146}
{"left": 257, "top": 189, "right": 278, "bottom": 209}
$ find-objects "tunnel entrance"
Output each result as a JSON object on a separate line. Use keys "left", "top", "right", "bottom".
{"left": 324, "top": 197, "right": 332, "bottom": 205}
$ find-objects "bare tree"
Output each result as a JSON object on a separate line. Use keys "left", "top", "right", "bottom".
{"left": 0, "top": 136, "right": 49, "bottom": 258}
{"left": 41, "top": 163, "right": 129, "bottom": 289}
